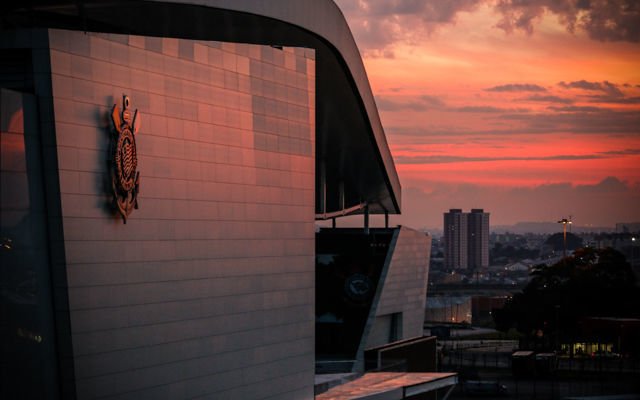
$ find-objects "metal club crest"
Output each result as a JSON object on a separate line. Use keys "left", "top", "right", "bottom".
{"left": 110, "top": 95, "right": 140, "bottom": 223}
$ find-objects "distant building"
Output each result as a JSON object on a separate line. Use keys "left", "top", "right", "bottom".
{"left": 444, "top": 209, "right": 468, "bottom": 269}
{"left": 444, "top": 209, "right": 490, "bottom": 270}
{"left": 616, "top": 222, "right": 640, "bottom": 233}
{"left": 504, "top": 261, "right": 531, "bottom": 272}
{"left": 593, "top": 232, "right": 640, "bottom": 268}
{"left": 468, "top": 209, "right": 490, "bottom": 269}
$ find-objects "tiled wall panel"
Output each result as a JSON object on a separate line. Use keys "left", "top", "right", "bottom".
{"left": 363, "top": 227, "right": 431, "bottom": 352}
{"left": 48, "top": 29, "right": 315, "bottom": 400}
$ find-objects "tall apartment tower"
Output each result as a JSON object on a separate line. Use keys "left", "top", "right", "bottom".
{"left": 444, "top": 209, "right": 490, "bottom": 270}
{"left": 468, "top": 209, "right": 490, "bottom": 269}
{"left": 444, "top": 209, "right": 468, "bottom": 269}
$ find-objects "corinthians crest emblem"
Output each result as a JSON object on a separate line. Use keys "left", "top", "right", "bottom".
{"left": 110, "top": 95, "right": 140, "bottom": 223}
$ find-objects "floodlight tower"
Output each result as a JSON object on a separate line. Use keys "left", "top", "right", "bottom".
{"left": 557, "top": 218, "right": 572, "bottom": 258}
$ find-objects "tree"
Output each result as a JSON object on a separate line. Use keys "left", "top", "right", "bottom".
{"left": 544, "top": 232, "right": 583, "bottom": 252}
{"left": 493, "top": 247, "right": 640, "bottom": 349}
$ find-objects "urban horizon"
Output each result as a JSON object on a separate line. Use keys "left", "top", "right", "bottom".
{"left": 2, "top": 1, "right": 639, "bottom": 399}
{"left": 335, "top": 0, "right": 640, "bottom": 230}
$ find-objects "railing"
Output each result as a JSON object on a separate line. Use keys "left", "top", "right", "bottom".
{"left": 441, "top": 350, "right": 640, "bottom": 399}
{"left": 441, "top": 350, "right": 640, "bottom": 373}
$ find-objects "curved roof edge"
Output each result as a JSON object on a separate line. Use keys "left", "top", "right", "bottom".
{"left": 148, "top": 0, "right": 401, "bottom": 213}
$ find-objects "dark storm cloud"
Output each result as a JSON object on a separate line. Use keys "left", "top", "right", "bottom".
{"left": 485, "top": 84, "right": 547, "bottom": 92}
{"left": 558, "top": 80, "right": 624, "bottom": 97}
{"left": 523, "top": 95, "right": 574, "bottom": 104}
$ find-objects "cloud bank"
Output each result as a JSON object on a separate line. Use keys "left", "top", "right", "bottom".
{"left": 394, "top": 153, "right": 609, "bottom": 165}
{"left": 376, "top": 95, "right": 445, "bottom": 111}
{"left": 395, "top": 177, "right": 640, "bottom": 228}
{"left": 495, "top": 0, "right": 640, "bottom": 43}
{"left": 558, "top": 80, "right": 624, "bottom": 97}
{"left": 485, "top": 83, "right": 547, "bottom": 92}
{"left": 335, "top": 0, "right": 640, "bottom": 55}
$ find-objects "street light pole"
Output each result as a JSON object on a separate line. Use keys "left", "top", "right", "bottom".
{"left": 557, "top": 218, "right": 571, "bottom": 258}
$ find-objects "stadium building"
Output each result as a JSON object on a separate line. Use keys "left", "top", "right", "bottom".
{"left": 1, "top": 1, "right": 454, "bottom": 399}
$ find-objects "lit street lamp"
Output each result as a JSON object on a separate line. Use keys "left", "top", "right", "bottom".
{"left": 557, "top": 218, "right": 572, "bottom": 258}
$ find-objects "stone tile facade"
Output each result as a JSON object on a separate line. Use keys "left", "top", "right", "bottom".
{"left": 358, "top": 227, "right": 431, "bottom": 363}
{"left": 48, "top": 29, "right": 315, "bottom": 400}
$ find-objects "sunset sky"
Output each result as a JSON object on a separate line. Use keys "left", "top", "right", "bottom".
{"left": 334, "top": 0, "right": 640, "bottom": 229}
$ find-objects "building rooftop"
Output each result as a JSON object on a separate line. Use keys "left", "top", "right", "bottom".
{"left": 3, "top": 0, "right": 401, "bottom": 217}
{"left": 315, "top": 372, "right": 457, "bottom": 400}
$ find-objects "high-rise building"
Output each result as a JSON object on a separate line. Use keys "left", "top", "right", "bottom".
{"left": 444, "top": 209, "right": 490, "bottom": 270}
{"left": 444, "top": 209, "right": 468, "bottom": 269}
{"left": 468, "top": 209, "right": 490, "bottom": 269}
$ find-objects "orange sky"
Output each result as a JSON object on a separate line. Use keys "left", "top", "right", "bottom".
{"left": 335, "top": 0, "right": 640, "bottom": 228}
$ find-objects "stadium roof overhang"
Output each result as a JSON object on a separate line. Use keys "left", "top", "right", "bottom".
{"left": 1, "top": 0, "right": 401, "bottom": 217}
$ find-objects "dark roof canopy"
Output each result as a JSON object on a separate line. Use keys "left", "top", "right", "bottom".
{"left": 1, "top": 0, "right": 401, "bottom": 216}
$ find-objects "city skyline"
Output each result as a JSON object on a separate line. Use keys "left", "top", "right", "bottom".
{"left": 335, "top": 0, "right": 640, "bottom": 228}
